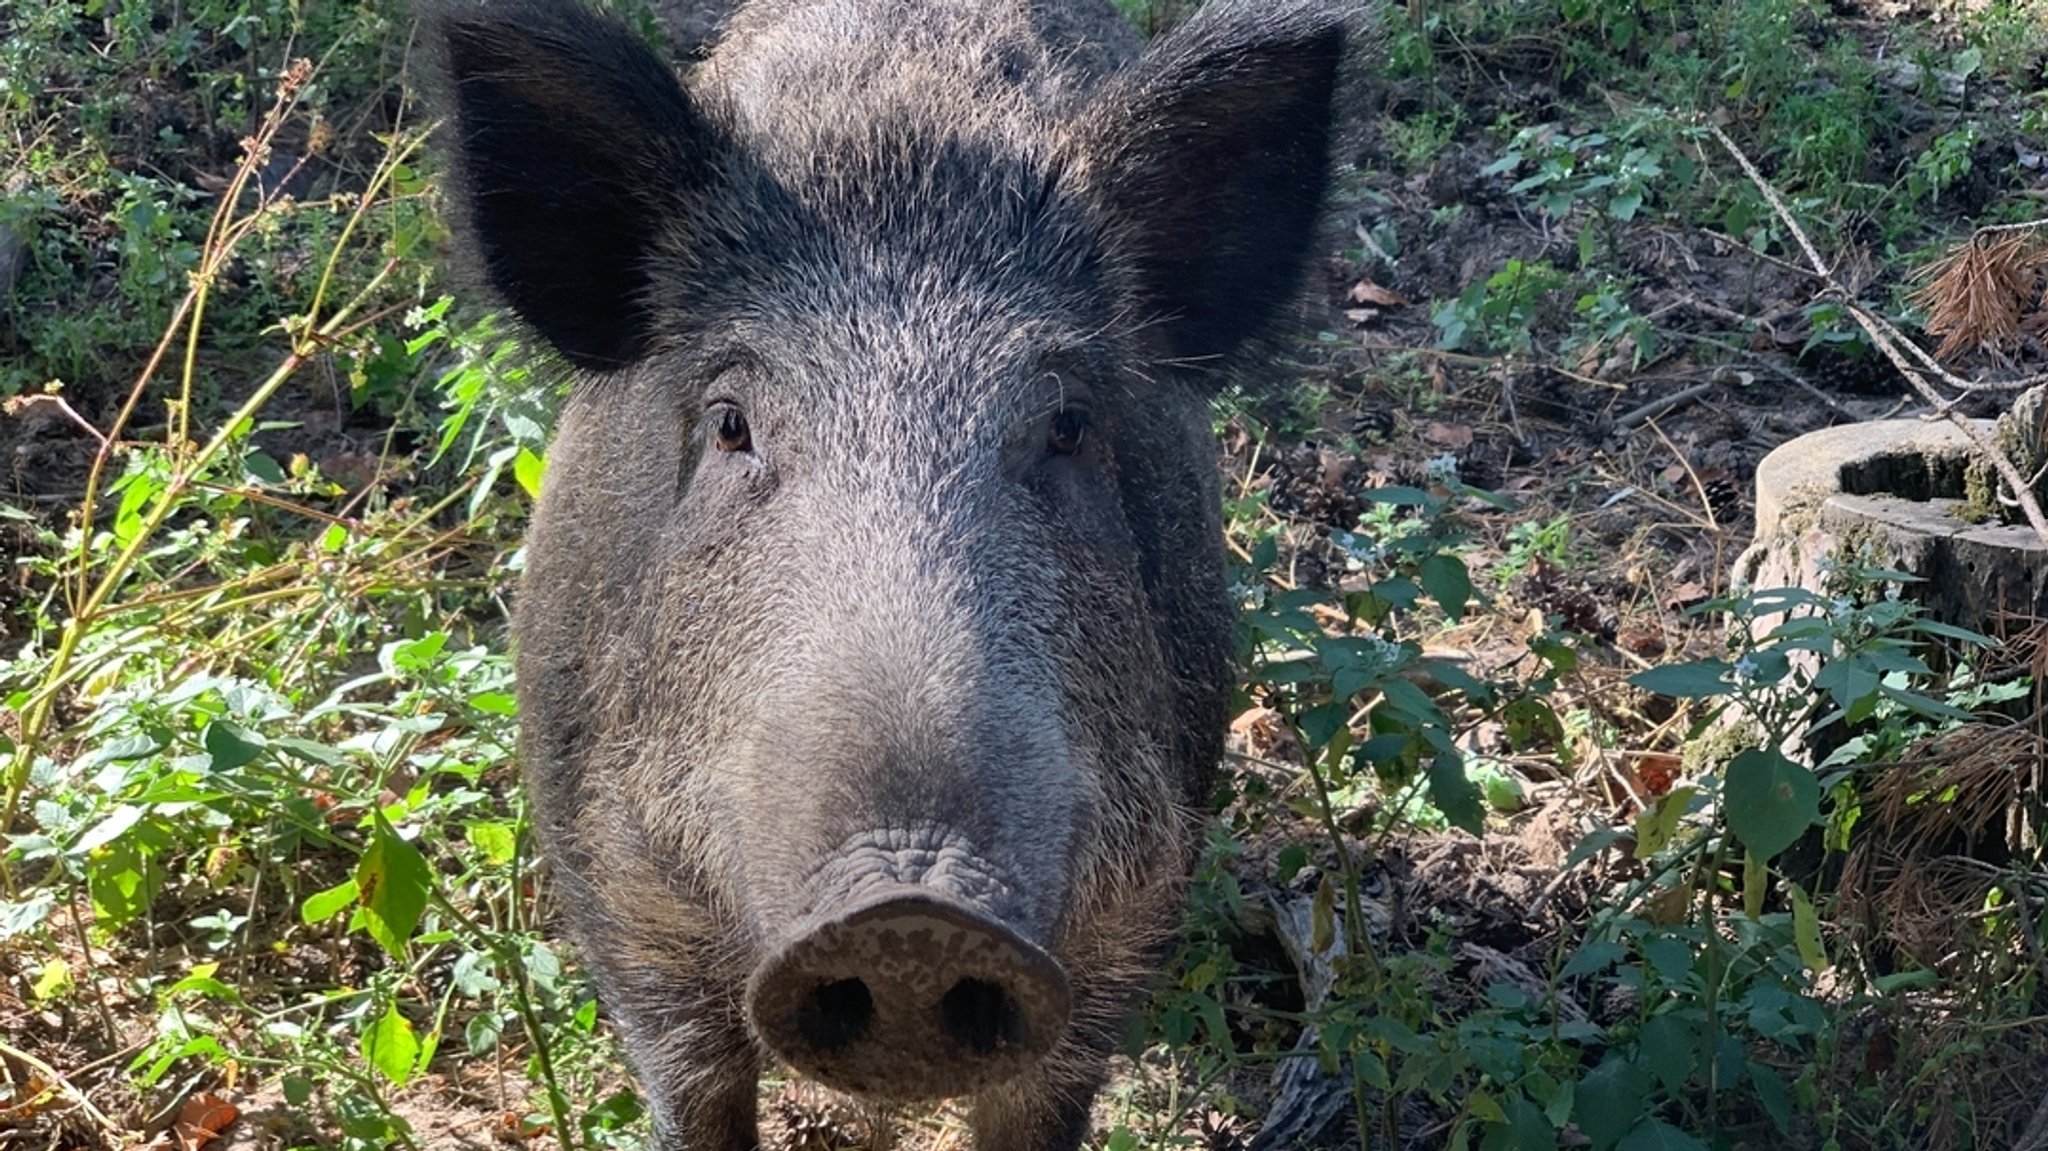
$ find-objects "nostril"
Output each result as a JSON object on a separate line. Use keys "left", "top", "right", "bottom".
{"left": 939, "top": 977, "right": 1014, "bottom": 1056}
{"left": 796, "top": 978, "right": 874, "bottom": 1051}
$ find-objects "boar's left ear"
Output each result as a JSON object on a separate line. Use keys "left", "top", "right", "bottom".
{"left": 430, "top": 2, "right": 717, "bottom": 371}
{"left": 1088, "top": 1, "right": 1356, "bottom": 369}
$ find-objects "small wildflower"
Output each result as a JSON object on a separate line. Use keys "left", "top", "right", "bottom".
{"left": 1734, "top": 654, "right": 1759, "bottom": 682}
{"left": 1333, "top": 530, "right": 1383, "bottom": 568}
{"left": 1425, "top": 452, "right": 1461, "bottom": 484}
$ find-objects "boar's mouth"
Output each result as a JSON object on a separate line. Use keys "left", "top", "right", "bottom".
{"left": 746, "top": 885, "right": 1072, "bottom": 1101}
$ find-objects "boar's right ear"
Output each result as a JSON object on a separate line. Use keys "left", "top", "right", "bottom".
{"left": 1088, "top": 0, "right": 1356, "bottom": 370}
{"left": 430, "top": 2, "right": 715, "bottom": 371}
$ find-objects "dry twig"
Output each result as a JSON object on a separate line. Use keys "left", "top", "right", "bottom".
{"left": 0, "top": 1037, "right": 118, "bottom": 1137}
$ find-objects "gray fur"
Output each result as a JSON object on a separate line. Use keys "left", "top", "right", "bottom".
{"left": 430, "top": 0, "right": 1362, "bottom": 1146}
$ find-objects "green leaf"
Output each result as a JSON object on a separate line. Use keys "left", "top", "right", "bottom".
{"left": 244, "top": 452, "right": 287, "bottom": 485}
{"left": 1467, "top": 1089, "right": 1507, "bottom": 1124}
{"left": 465, "top": 1012, "right": 505, "bottom": 1056}
{"left": 0, "top": 894, "right": 55, "bottom": 939}
{"left": 134, "top": 1036, "right": 224, "bottom": 1089}
{"left": 1724, "top": 749, "right": 1820, "bottom": 860}
{"left": 1572, "top": 1056, "right": 1654, "bottom": 1146}
{"left": 32, "top": 959, "right": 72, "bottom": 1002}
{"left": 1563, "top": 939, "right": 1626, "bottom": 979}
{"left": 513, "top": 446, "right": 547, "bottom": 499}
{"left": 74, "top": 804, "right": 144, "bottom": 856}
{"left": 1877, "top": 684, "right": 1974, "bottom": 723}
{"left": 354, "top": 824, "right": 431, "bottom": 958}
{"left": 385, "top": 632, "right": 449, "bottom": 675}
{"left": 1617, "top": 1119, "right": 1708, "bottom": 1151}
{"left": 1640, "top": 936, "right": 1695, "bottom": 988}
{"left": 1565, "top": 827, "right": 1623, "bottom": 869}
{"left": 87, "top": 819, "right": 168, "bottom": 931}
{"left": 1274, "top": 842, "right": 1309, "bottom": 885}
{"left": 1638, "top": 1014, "right": 1696, "bottom": 1094}
{"left": 468, "top": 690, "right": 518, "bottom": 716}
{"left": 202, "top": 720, "right": 265, "bottom": 771}
{"left": 466, "top": 822, "right": 517, "bottom": 866}
{"left": 1742, "top": 848, "right": 1766, "bottom": 919}
{"left": 270, "top": 737, "right": 343, "bottom": 766}
{"left": 1628, "top": 662, "right": 1731, "bottom": 698}
{"left": 1482, "top": 772, "right": 1525, "bottom": 812}
{"left": 1748, "top": 1059, "right": 1795, "bottom": 1133}
{"left": 164, "top": 974, "right": 243, "bottom": 1004}
{"left": 1502, "top": 697, "right": 1564, "bottom": 751}
{"left": 1632, "top": 785, "right": 1697, "bottom": 859}
{"left": 1908, "top": 618, "right": 1990, "bottom": 645}
{"left": 1428, "top": 750, "right": 1486, "bottom": 835}
{"left": 1480, "top": 1096, "right": 1556, "bottom": 1151}
{"left": 1812, "top": 659, "right": 1879, "bottom": 714}
{"left": 302, "top": 879, "right": 359, "bottom": 925}
{"left": 1418, "top": 552, "right": 1473, "bottom": 621}
{"left": 1791, "top": 883, "right": 1829, "bottom": 974}
{"left": 362, "top": 1003, "right": 421, "bottom": 1087}
{"left": 451, "top": 951, "right": 502, "bottom": 998}
{"left": 1355, "top": 1048, "right": 1390, "bottom": 1090}
{"left": 524, "top": 940, "right": 562, "bottom": 993}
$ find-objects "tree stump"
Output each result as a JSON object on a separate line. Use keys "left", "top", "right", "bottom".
{"left": 1735, "top": 418, "right": 2048, "bottom": 632}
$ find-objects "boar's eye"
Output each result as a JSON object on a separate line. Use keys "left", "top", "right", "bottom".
{"left": 1047, "top": 406, "right": 1089, "bottom": 456}
{"left": 712, "top": 405, "right": 753, "bottom": 454}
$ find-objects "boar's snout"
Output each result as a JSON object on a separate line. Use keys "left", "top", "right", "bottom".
{"left": 747, "top": 887, "right": 1072, "bottom": 1100}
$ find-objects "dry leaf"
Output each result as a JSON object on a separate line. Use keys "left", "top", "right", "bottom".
{"left": 174, "top": 1091, "right": 239, "bottom": 1151}
{"left": 1617, "top": 627, "right": 1667, "bottom": 659}
{"left": 0, "top": 1074, "right": 54, "bottom": 1120}
{"left": 1421, "top": 421, "right": 1475, "bottom": 449}
{"left": 1630, "top": 753, "right": 1682, "bottom": 797}
{"left": 1662, "top": 581, "right": 1711, "bottom": 610}
{"left": 1639, "top": 880, "right": 1692, "bottom": 925}
{"left": 1348, "top": 279, "right": 1409, "bottom": 307}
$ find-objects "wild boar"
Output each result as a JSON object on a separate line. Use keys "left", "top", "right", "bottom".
{"left": 430, "top": 0, "right": 1356, "bottom": 1146}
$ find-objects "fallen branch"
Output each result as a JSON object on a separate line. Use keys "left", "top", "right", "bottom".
{"left": 1615, "top": 380, "right": 1718, "bottom": 429}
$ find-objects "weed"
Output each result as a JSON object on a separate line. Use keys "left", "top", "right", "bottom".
{"left": 1496, "top": 513, "right": 1581, "bottom": 585}
{"left": 1390, "top": 109, "right": 1467, "bottom": 172}
{"left": 1902, "top": 125, "right": 1981, "bottom": 206}
{"left": 1432, "top": 258, "right": 1570, "bottom": 354}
